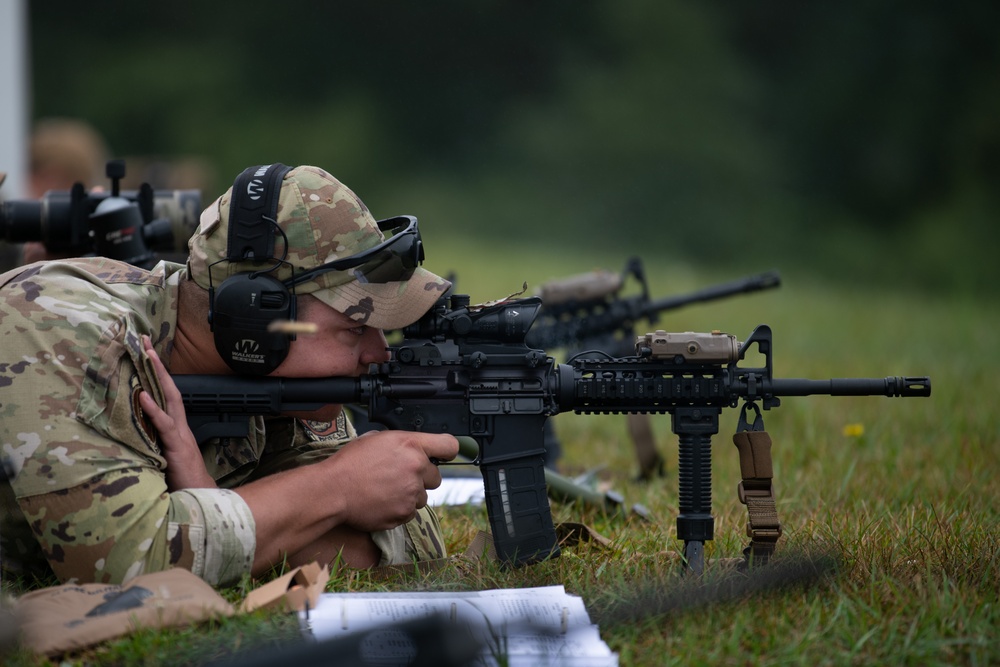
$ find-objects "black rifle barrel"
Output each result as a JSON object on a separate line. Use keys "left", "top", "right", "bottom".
{"left": 768, "top": 376, "right": 930, "bottom": 398}
{"left": 640, "top": 270, "right": 781, "bottom": 317}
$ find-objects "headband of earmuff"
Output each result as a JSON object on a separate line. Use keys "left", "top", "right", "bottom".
{"left": 209, "top": 163, "right": 295, "bottom": 375}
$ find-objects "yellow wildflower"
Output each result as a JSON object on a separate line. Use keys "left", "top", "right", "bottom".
{"left": 842, "top": 423, "right": 865, "bottom": 438}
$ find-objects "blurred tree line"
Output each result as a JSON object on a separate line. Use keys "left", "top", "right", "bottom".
{"left": 28, "top": 0, "right": 998, "bottom": 296}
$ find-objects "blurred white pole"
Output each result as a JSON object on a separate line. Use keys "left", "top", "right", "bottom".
{"left": 0, "top": 0, "right": 29, "bottom": 198}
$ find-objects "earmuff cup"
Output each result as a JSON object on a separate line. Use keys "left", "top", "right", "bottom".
{"left": 210, "top": 272, "right": 295, "bottom": 375}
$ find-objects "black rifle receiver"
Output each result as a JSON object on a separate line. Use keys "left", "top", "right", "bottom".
{"left": 174, "top": 293, "right": 930, "bottom": 570}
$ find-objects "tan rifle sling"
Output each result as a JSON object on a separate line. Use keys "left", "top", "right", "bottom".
{"left": 733, "top": 404, "right": 782, "bottom": 565}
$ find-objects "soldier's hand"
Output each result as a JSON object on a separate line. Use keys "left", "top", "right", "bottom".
{"left": 138, "top": 335, "right": 216, "bottom": 491}
{"left": 323, "top": 430, "right": 459, "bottom": 532}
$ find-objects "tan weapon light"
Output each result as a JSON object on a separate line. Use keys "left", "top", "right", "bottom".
{"left": 636, "top": 330, "right": 742, "bottom": 363}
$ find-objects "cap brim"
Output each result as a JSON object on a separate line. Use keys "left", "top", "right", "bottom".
{"left": 310, "top": 267, "right": 451, "bottom": 330}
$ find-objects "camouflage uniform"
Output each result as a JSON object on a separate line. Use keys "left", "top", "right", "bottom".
{"left": 0, "top": 257, "right": 446, "bottom": 586}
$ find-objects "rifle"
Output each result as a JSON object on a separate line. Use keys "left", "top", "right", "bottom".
{"left": 528, "top": 258, "right": 780, "bottom": 479}
{"left": 174, "top": 293, "right": 930, "bottom": 572}
{"left": 526, "top": 257, "right": 780, "bottom": 352}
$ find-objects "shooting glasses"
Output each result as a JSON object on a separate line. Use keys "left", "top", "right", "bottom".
{"left": 285, "top": 214, "right": 424, "bottom": 287}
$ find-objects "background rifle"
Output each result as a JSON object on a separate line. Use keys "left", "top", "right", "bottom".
{"left": 525, "top": 257, "right": 780, "bottom": 351}
{"left": 528, "top": 257, "right": 780, "bottom": 479}
{"left": 174, "top": 293, "right": 929, "bottom": 572}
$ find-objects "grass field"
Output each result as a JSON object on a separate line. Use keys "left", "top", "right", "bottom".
{"left": 2, "top": 239, "right": 997, "bottom": 666}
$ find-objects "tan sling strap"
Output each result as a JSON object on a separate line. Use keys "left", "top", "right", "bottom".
{"left": 732, "top": 402, "right": 782, "bottom": 565}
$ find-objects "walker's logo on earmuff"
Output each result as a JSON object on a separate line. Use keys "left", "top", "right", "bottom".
{"left": 246, "top": 180, "right": 265, "bottom": 201}
{"left": 246, "top": 164, "right": 272, "bottom": 201}
{"left": 232, "top": 339, "right": 266, "bottom": 365}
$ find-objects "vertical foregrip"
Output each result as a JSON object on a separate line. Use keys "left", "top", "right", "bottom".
{"left": 480, "top": 452, "right": 560, "bottom": 567}
{"left": 676, "top": 432, "right": 715, "bottom": 543}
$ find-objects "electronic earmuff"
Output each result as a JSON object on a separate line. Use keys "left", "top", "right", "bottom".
{"left": 208, "top": 163, "right": 296, "bottom": 375}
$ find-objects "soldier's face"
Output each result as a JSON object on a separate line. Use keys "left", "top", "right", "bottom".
{"left": 268, "top": 295, "right": 389, "bottom": 420}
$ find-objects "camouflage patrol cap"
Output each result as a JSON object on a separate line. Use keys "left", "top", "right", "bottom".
{"left": 187, "top": 165, "right": 451, "bottom": 330}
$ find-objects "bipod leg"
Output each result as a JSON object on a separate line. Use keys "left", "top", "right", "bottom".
{"left": 682, "top": 541, "right": 705, "bottom": 575}
{"left": 673, "top": 407, "right": 720, "bottom": 575}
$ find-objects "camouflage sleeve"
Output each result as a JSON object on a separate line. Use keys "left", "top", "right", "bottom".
{"left": 0, "top": 261, "right": 256, "bottom": 585}
{"left": 15, "top": 474, "right": 255, "bottom": 586}
{"left": 4, "top": 339, "right": 259, "bottom": 586}
{"left": 167, "top": 489, "right": 256, "bottom": 585}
